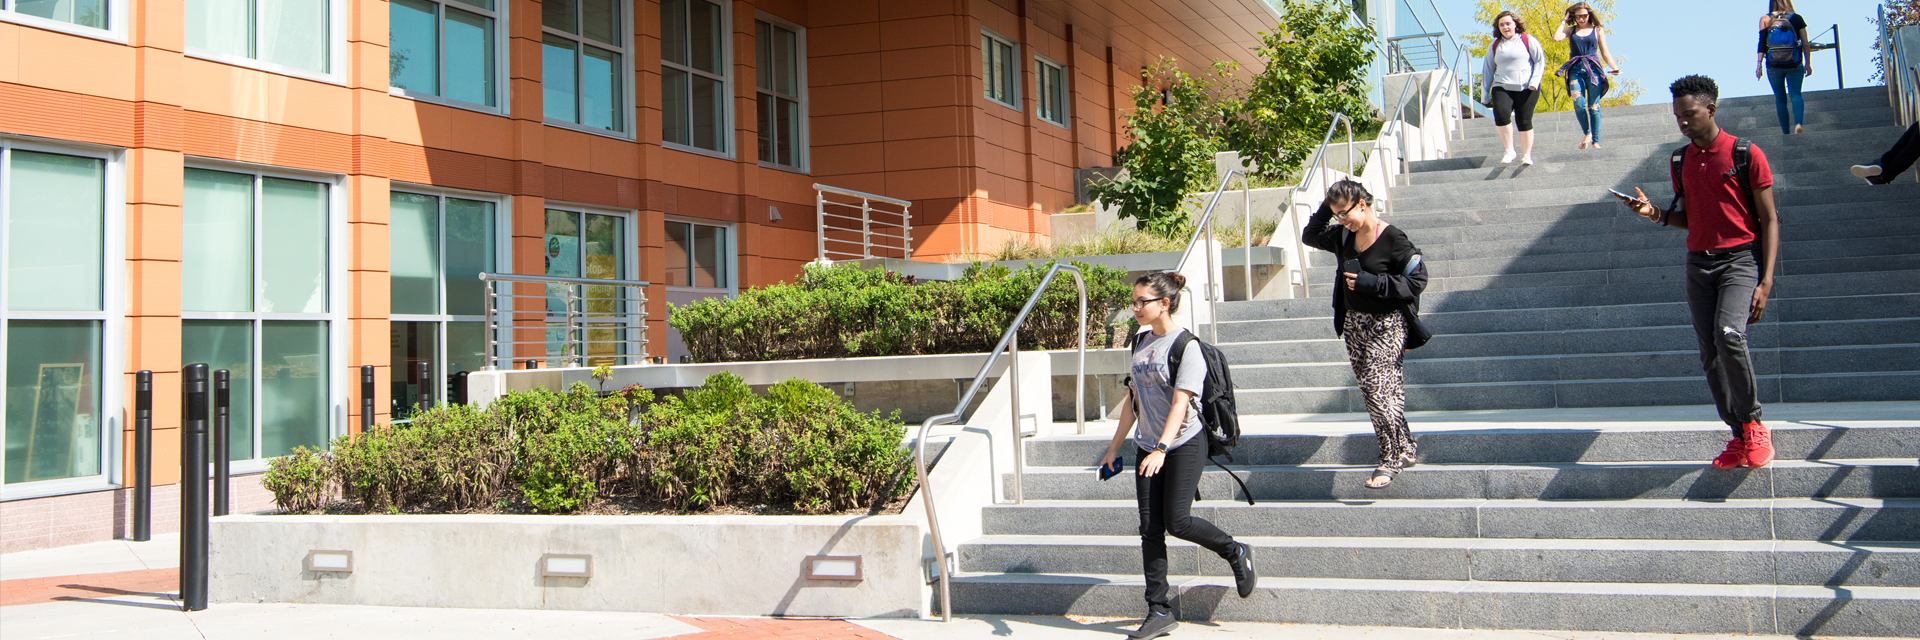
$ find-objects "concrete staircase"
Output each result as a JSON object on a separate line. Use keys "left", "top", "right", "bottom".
{"left": 944, "top": 88, "right": 1920, "bottom": 636}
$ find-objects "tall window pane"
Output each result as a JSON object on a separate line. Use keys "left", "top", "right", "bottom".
{"left": 260, "top": 321, "right": 326, "bottom": 456}
{"left": 582, "top": 47, "right": 622, "bottom": 131}
{"left": 443, "top": 198, "right": 494, "bottom": 316}
{"left": 387, "top": 0, "right": 438, "bottom": 95}
{"left": 541, "top": 0, "right": 573, "bottom": 32}
{"left": 446, "top": 321, "right": 487, "bottom": 375}
{"left": 663, "top": 68, "right": 690, "bottom": 146}
{"left": 259, "top": 0, "right": 329, "bottom": 72}
{"left": 692, "top": 225, "right": 723, "bottom": 289}
{"left": 186, "top": 0, "right": 253, "bottom": 59}
{"left": 182, "top": 321, "right": 254, "bottom": 461}
{"left": 3, "top": 321, "right": 102, "bottom": 484}
{"left": 543, "top": 36, "right": 578, "bottom": 123}
{"left": 690, "top": 74, "right": 721, "bottom": 151}
{"left": 389, "top": 320, "right": 435, "bottom": 419}
{"left": 444, "top": 7, "right": 495, "bottom": 106}
{"left": 660, "top": 0, "right": 686, "bottom": 66}
{"left": 581, "top": 0, "right": 617, "bottom": 45}
{"left": 388, "top": 192, "right": 439, "bottom": 315}
{"left": 687, "top": 0, "right": 719, "bottom": 73}
{"left": 182, "top": 169, "right": 255, "bottom": 313}
{"left": 13, "top": 0, "right": 107, "bottom": 29}
{"left": 662, "top": 0, "right": 723, "bottom": 152}
{"left": 6, "top": 151, "right": 104, "bottom": 312}
{"left": 755, "top": 20, "right": 802, "bottom": 168}
{"left": 260, "top": 177, "right": 328, "bottom": 313}
{"left": 664, "top": 223, "right": 688, "bottom": 286}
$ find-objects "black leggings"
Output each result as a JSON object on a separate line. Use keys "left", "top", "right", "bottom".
{"left": 1491, "top": 86, "right": 1539, "bottom": 131}
{"left": 1135, "top": 439, "right": 1236, "bottom": 613}
{"left": 1871, "top": 122, "right": 1920, "bottom": 184}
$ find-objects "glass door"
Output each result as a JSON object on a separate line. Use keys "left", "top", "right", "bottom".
{"left": 543, "top": 208, "right": 629, "bottom": 366}
{"left": 661, "top": 219, "right": 730, "bottom": 363}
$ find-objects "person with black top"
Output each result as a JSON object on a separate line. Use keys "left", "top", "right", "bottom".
{"left": 1851, "top": 121, "right": 1920, "bottom": 184}
{"left": 1302, "top": 180, "right": 1428, "bottom": 489}
{"left": 1098, "top": 271, "right": 1256, "bottom": 640}
{"left": 1616, "top": 75, "right": 1781, "bottom": 470}
{"left": 1757, "top": 0, "right": 1813, "bottom": 135}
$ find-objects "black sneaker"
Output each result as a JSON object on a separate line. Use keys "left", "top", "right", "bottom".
{"left": 1230, "top": 542, "right": 1258, "bottom": 598}
{"left": 1129, "top": 611, "right": 1179, "bottom": 639}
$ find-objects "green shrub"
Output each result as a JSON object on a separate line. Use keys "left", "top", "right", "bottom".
{"left": 760, "top": 379, "right": 913, "bottom": 514}
{"left": 668, "top": 260, "right": 1131, "bottom": 363}
{"left": 495, "top": 383, "right": 646, "bottom": 513}
{"left": 262, "top": 446, "right": 332, "bottom": 513}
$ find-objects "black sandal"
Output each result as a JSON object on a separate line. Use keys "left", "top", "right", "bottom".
{"left": 1367, "top": 463, "right": 1400, "bottom": 489}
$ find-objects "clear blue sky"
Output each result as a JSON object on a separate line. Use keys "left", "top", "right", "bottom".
{"left": 1412, "top": 0, "right": 1892, "bottom": 104}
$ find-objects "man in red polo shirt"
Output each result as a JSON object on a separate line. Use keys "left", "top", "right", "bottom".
{"left": 1618, "top": 75, "right": 1782, "bottom": 469}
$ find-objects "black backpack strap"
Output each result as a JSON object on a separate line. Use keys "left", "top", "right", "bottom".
{"left": 1166, "top": 330, "right": 1195, "bottom": 391}
{"left": 1667, "top": 145, "right": 1687, "bottom": 216}
{"left": 1209, "top": 456, "right": 1255, "bottom": 506}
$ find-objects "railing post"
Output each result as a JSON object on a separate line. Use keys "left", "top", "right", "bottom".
{"left": 861, "top": 199, "right": 874, "bottom": 259}
{"left": 1008, "top": 338, "right": 1024, "bottom": 505}
{"left": 415, "top": 361, "right": 432, "bottom": 414}
{"left": 212, "top": 369, "right": 230, "bottom": 517}
{"left": 815, "top": 189, "right": 827, "bottom": 260}
{"left": 132, "top": 370, "right": 152, "bottom": 541}
{"left": 902, "top": 203, "right": 914, "bottom": 259}
{"left": 179, "top": 363, "right": 209, "bottom": 612}
{"left": 359, "top": 365, "right": 375, "bottom": 433}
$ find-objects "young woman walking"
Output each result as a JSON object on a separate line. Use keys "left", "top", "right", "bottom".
{"left": 1480, "top": 11, "right": 1544, "bottom": 165}
{"left": 1553, "top": 2, "right": 1621, "bottom": 149}
{"left": 1302, "top": 180, "right": 1428, "bottom": 489}
{"left": 1758, "top": 0, "right": 1813, "bottom": 134}
{"left": 1099, "top": 272, "right": 1256, "bottom": 640}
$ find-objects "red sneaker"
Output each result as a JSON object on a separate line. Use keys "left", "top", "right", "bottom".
{"left": 1711, "top": 438, "right": 1748, "bottom": 470}
{"left": 1743, "top": 421, "right": 1775, "bottom": 468}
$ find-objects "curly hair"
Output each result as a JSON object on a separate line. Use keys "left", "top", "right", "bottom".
{"left": 1669, "top": 74, "right": 1720, "bottom": 107}
{"left": 1491, "top": 11, "right": 1528, "bottom": 41}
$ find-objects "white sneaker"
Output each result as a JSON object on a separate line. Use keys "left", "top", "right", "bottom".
{"left": 1521, "top": 154, "right": 1534, "bottom": 166}
{"left": 1851, "top": 164, "right": 1883, "bottom": 178}
{"left": 1501, "top": 149, "right": 1517, "bottom": 164}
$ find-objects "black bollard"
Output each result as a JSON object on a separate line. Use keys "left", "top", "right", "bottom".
{"left": 212, "top": 370, "right": 231, "bottom": 517}
{"left": 180, "top": 363, "right": 209, "bottom": 612}
{"left": 449, "top": 371, "right": 468, "bottom": 406}
{"left": 524, "top": 359, "right": 539, "bottom": 370}
{"left": 415, "top": 361, "right": 432, "bottom": 414}
{"left": 359, "top": 365, "right": 375, "bottom": 433}
{"left": 132, "top": 371, "right": 153, "bottom": 542}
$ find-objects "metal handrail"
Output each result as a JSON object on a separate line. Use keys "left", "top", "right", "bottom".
{"left": 917, "top": 262, "right": 1087, "bottom": 622}
{"left": 478, "top": 272, "right": 650, "bottom": 370}
{"left": 1294, "top": 113, "right": 1357, "bottom": 195}
{"left": 815, "top": 183, "right": 913, "bottom": 261}
{"left": 1385, "top": 71, "right": 1424, "bottom": 186}
{"left": 1170, "top": 170, "right": 1255, "bottom": 343}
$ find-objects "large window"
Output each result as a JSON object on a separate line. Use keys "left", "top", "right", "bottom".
{"left": 180, "top": 166, "right": 336, "bottom": 463}
{"left": 755, "top": 17, "right": 804, "bottom": 170}
{"left": 1035, "top": 55, "right": 1069, "bottom": 127}
{"left": 389, "top": 0, "right": 502, "bottom": 110}
{"left": 542, "top": 0, "right": 627, "bottom": 133}
{"left": 1, "top": 141, "right": 120, "bottom": 495}
{"left": 662, "top": 0, "right": 728, "bottom": 154}
{"left": 1, "top": 0, "right": 120, "bottom": 37}
{"left": 660, "top": 219, "right": 730, "bottom": 363}
{"left": 981, "top": 29, "right": 1018, "bottom": 109}
{"left": 185, "top": 0, "right": 335, "bottom": 76}
{"left": 542, "top": 207, "right": 631, "bottom": 366}
{"left": 389, "top": 188, "right": 497, "bottom": 416}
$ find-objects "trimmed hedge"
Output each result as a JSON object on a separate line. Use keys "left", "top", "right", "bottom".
{"left": 262, "top": 373, "right": 914, "bottom": 515}
{"left": 666, "top": 260, "right": 1133, "bottom": 363}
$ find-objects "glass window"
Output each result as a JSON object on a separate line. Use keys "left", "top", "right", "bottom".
{"left": 6, "top": 0, "right": 108, "bottom": 30}
{"left": 662, "top": 220, "right": 727, "bottom": 290}
{"left": 1, "top": 142, "right": 115, "bottom": 489}
{"left": 755, "top": 19, "right": 802, "bottom": 169}
{"left": 185, "top": 0, "right": 331, "bottom": 74}
{"left": 542, "top": 208, "right": 630, "bottom": 366}
{"left": 662, "top": 0, "right": 726, "bottom": 152}
{"left": 982, "top": 30, "right": 1017, "bottom": 108}
{"left": 389, "top": 0, "right": 500, "bottom": 108}
{"left": 544, "top": 0, "right": 626, "bottom": 132}
{"left": 180, "top": 166, "right": 335, "bottom": 463}
{"left": 389, "top": 189, "right": 497, "bottom": 408}
{"left": 1036, "top": 56, "right": 1068, "bottom": 126}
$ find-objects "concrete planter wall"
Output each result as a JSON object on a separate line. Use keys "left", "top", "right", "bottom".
{"left": 210, "top": 512, "right": 928, "bottom": 617}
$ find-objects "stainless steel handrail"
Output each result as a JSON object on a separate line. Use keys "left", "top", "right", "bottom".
{"left": 917, "top": 262, "right": 1087, "bottom": 622}
{"left": 1385, "top": 71, "right": 1424, "bottom": 187}
{"left": 1285, "top": 113, "right": 1356, "bottom": 263}
{"left": 815, "top": 183, "right": 913, "bottom": 261}
{"left": 1171, "top": 170, "right": 1254, "bottom": 342}
{"left": 478, "top": 273, "right": 650, "bottom": 370}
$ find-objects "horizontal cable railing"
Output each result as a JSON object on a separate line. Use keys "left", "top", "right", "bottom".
{"left": 815, "top": 183, "right": 913, "bottom": 261}
{"left": 478, "top": 273, "right": 650, "bottom": 370}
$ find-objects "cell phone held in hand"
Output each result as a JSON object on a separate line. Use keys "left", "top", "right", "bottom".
{"left": 1608, "top": 188, "right": 1635, "bottom": 201}
{"left": 1098, "top": 457, "right": 1124, "bottom": 481}
{"left": 1341, "top": 259, "right": 1362, "bottom": 276}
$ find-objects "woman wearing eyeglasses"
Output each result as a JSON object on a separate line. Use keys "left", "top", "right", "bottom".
{"left": 1553, "top": 2, "right": 1621, "bottom": 149}
{"left": 1097, "top": 271, "right": 1256, "bottom": 640}
{"left": 1301, "top": 180, "right": 1428, "bottom": 489}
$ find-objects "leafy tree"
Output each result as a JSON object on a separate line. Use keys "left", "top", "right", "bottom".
{"left": 1229, "top": 0, "right": 1380, "bottom": 184}
{"left": 1466, "top": 0, "right": 1645, "bottom": 112}
{"left": 1872, "top": 0, "right": 1920, "bottom": 84}
{"left": 1086, "top": 59, "right": 1237, "bottom": 236}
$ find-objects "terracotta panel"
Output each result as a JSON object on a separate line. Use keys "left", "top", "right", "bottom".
{"left": 128, "top": 149, "right": 184, "bottom": 207}
{"left": 127, "top": 260, "right": 182, "bottom": 317}
{"left": 806, "top": 173, "right": 885, "bottom": 199}
{"left": 180, "top": 112, "right": 354, "bottom": 176}
{"left": 350, "top": 221, "right": 390, "bottom": 273}
{"left": 879, "top": 45, "right": 963, "bottom": 82}
{"left": 126, "top": 204, "right": 182, "bottom": 263}
{"left": 542, "top": 127, "right": 594, "bottom": 172}
{"left": 811, "top": 142, "right": 887, "bottom": 176}
{"left": 809, "top": 23, "right": 881, "bottom": 58}
{"left": 586, "top": 134, "right": 641, "bottom": 177}
{"left": 349, "top": 271, "right": 391, "bottom": 320}
{"left": 134, "top": 0, "right": 185, "bottom": 52}
{"left": 810, "top": 52, "right": 883, "bottom": 87}
{"left": 881, "top": 0, "right": 960, "bottom": 21}
{"left": 808, "top": 83, "right": 885, "bottom": 117}
{"left": 17, "top": 28, "right": 136, "bottom": 101}
{"left": 884, "top": 167, "right": 966, "bottom": 201}
{"left": 552, "top": 168, "right": 624, "bottom": 210}
{"left": 0, "top": 23, "right": 18, "bottom": 84}
{"left": 350, "top": 41, "right": 390, "bottom": 92}
{"left": 0, "top": 82, "right": 137, "bottom": 148}
{"left": 128, "top": 316, "right": 182, "bottom": 375}
{"left": 134, "top": 101, "right": 186, "bottom": 153}
{"left": 880, "top": 76, "right": 965, "bottom": 111}
{"left": 808, "top": 0, "right": 880, "bottom": 27}
{"left": 878, "top": 16, "right": 961, "bottom": 51}
{"left": 811, "top": 112, "right": 885, "bottom": 147}
{"left": 510, "top": 197, "right": 547, "bottom": 238}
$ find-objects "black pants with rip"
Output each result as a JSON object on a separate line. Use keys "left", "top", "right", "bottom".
{"left": 1136, "top": 438, "right": 1237, "bottom": 614}
{"left": 1685, "top": 249, "right": 1763, "bottom": 436}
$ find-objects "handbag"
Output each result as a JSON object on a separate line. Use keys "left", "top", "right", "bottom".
{"left": 1399, "top": 254, "right": 1433, "bottom": 350}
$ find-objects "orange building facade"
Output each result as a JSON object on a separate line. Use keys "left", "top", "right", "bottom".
{"left": 0, "top": 0, "right": 1279, "bottom": 551}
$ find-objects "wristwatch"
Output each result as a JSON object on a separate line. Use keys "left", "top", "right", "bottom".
{"left": 1152, "top": 442, "right": 1170, "bottom": 454}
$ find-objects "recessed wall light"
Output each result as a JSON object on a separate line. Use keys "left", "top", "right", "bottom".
{"left": 803, "top": 555, "right": 862, "bottom": 581}
{"left": 541, "top": 554, "right": 593, "bottom": 578}
{"left": 305, "top": 550, "right": 353, "bottom": 573}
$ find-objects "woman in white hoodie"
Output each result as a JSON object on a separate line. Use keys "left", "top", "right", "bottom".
{"left": 1479, "top": 11, "right": 1545, "bottom": 166}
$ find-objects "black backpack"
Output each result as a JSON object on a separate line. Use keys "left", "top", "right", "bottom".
{"left": 1126, "top": 328, "right": 1253, "bottom": 505}
{"left": 1668, "top": 137, "right": 1766, "bottom": 267}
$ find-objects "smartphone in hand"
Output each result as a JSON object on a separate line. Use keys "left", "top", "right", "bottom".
{"left": 1098, "top": 456, "right": 1123, "bottom": 481}
{"left": 1607, "top": 188, "right": 1634, "bottom": 200}
{"left": 1341, "top": 259, "right": 1362, "bottom": 276}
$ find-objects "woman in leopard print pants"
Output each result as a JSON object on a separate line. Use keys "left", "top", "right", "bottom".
{"left": 1302, "top": 180, "right": 1428, "bottom": 489}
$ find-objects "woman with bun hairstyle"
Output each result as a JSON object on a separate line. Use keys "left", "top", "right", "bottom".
{"left": 1758, "top": 0, "right": 1813, "bottom": 134}
{"left": 1098, "top": 271, "right": 1257, "bottom": 640}
{"left": 1479, "top": 10, "right": 1545, "bottom": 165}
{"left": 1301, "top": 180, "right": 1428, "bottom": 489}
{"left": 1553, "top": 2, "right": 1621, "bottom": 149}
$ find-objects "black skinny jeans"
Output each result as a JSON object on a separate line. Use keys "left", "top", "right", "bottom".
{"left": 1869, "top": 122, "right": 1920, "bottom": 184}
{"left": 1136, "top": 439, "right": 1237, "bottom": 613}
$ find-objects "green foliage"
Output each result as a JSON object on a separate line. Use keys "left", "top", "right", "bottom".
{"left": 667, "top": 261, "right": 1132, "bottom": 363}
{"left": 1228, "top": 0, "right": 1379, "bottom": 183}
{"left": 259, "top": 374, "right": 911, "bottom": 516}
{"left": 1086, "top": 59, "right": 1238, "bottom": 236}
{"left": 1874, "top": 1, "right": 1920, "bottom": 84}
{"left": 261, "top": 446, "right": 332, "bottom": 513}
{"left": 1466, "top": 0, "right": 1645, "bottom": 111}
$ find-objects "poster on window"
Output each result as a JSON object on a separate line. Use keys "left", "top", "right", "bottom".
{"left": 545, "top": 234, "right": 580, "bottom": 316}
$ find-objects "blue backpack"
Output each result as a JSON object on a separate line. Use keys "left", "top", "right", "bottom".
{"left": 1765, "top": 13, "right": 1802, "bottom": 68}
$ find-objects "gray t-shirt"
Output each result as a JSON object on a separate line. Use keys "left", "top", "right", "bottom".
{"left": 1129, "top": 329, "right": 1207, "bottom": 453}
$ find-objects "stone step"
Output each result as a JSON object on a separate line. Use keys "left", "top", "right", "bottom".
{"left": 1448, "top": 108, "right": 1897, "bottom": 156}
{"left": 1390, "top": 165, "right": 1919, "bottom": 213}
{"left": 1384, "top": 177, "right": 1920, "bottom": 220}
{"left": 1457, "top": 88, "right": 1889, "bottom": 128}
{"left": 1217, "top": 290, "right": 1920, "bottom": 325}
{"left": 956, "top": 535, "right": 1920, "bottom": 587}
{"left": 1391, "top": 147, "right": 1901, "bottom": 200}
{"left": 1216, "top": 310, "right": 1920, "bottom": 350}
{"left": 946, "top": 572, "right": 1920, "bottom": 636}
{"left": 978, "top": 498, "right": 1920, "bottom": 541}
{"left": 1232, "top": 371, "right": 1920, "bottom": 414}
{"left": 1003, "top": 459, "right": 1920, "bottom": 501}
{"left": 1028, "top": 414, "right": 1920, "bottom": 466}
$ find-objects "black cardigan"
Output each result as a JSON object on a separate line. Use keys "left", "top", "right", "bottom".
{"left": 1301, "top": 199, "right": 1429, "bottom": 337}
